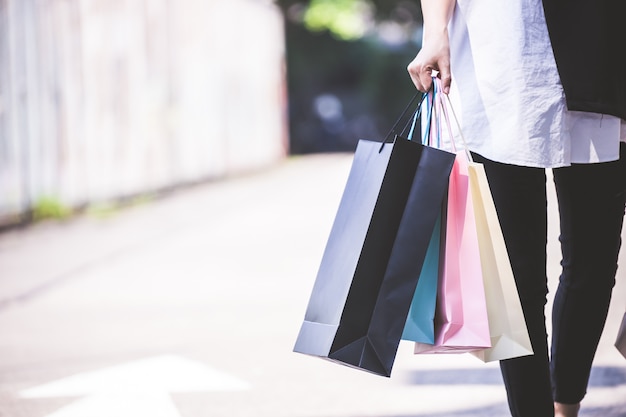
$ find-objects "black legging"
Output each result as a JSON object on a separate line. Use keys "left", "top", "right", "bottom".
{"left": 472, "top": 142, "right": 626, "bottom": 417}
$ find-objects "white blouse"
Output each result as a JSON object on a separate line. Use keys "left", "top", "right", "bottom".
{"left": 445, "top": 0, "right": 624, "bottom": 168}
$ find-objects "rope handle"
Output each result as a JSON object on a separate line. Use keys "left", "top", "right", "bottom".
{"left": 379, "top": 87, "right": 434, "bottom": 152}
{"left": 382, "top": 91, "right": 424, "bottom": 144}
{"left": 432, "top": 78, "right": 473, "bottom": 161}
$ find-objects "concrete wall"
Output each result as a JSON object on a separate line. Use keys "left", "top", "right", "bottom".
{"left": 0, "top": 0, "right": 288, "bottom": 225}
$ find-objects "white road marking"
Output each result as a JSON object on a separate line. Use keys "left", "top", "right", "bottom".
{"left": 19, "top": 355, "right": 250, "bottom": 417}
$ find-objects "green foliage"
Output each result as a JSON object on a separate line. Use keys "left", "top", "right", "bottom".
{"left": 85, "top": 203, "right": 121, "bottom": 219}
{"left": 86, "top": 194, "right": 155, "bottom": 219}
{"left": 275, "top": 0, "right": 423, "bottom": 29}
{"left": 285, "top": 22, "right": 418, "bottom": 154}
{"left": 302, "top": 0, "right": 373, "bottom": 40}
{"left": 276, "top": 0, "right": 424, "bottom": 154}
{"left": 31, "top": 194, "right": 155, "bottom": 222}
{"left": 32, "top": 196, "right": 72, "bottom": 220}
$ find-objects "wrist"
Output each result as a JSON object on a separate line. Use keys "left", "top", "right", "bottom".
{"left": 423, "top": 25, "right": 449, "bottom": 42}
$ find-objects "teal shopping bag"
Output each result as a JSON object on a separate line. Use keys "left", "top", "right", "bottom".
{"left": 401, "top": 89, "right": 442, "bottom": 345}
{"left": 401, "top": 212, "right": 441, "bottom": 344}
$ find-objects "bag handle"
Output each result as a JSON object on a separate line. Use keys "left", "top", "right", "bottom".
{"left": 432, "top": 78, "right": 473, "bottom": 161}
{"left": 379, "top": 86, "right": 434, "bottom": 152}
{"left": 382, "top": 90, "right": 424, "bottom": 144}
{"left": 396, "top": 79, "right": 447, "bottom": 151}
{"left": 444, "top": 93, "right": 472, "bottom": 162}
{"left": 433, "top": 79, "right": 456, "bottom": 152}
{"left": 404, "top": 78, "right": 442, "bottom": 147}
{"left": 407, "top": 89, "right": 435, "bottom": 145}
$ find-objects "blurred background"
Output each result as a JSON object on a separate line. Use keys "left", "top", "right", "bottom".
{"left": 1, "top": 0, "right": 288, "bottom": 226}
{"left": 0, "top": 0, "right": 423, "bottom": 227}
{"left": 1, "top": 1, "right": 625, "bottom": 417}
{"left": 279, "top": 0, "right": 422, "bottom": 154}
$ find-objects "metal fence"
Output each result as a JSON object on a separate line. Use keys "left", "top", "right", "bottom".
{"left": 0, "top": 0, "right": 288, "bottom": 225}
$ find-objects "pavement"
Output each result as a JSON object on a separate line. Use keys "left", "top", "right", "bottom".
{"left": 0, "top": 153, "right": 625, "bottom": 417}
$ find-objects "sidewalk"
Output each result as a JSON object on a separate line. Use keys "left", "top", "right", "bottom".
{"left": 0, "top": 153, "right": 624, "bottom": 417}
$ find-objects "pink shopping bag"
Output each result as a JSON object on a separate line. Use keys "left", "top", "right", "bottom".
{"left": 414, "top": 151, "right": 491, "bottom": 354}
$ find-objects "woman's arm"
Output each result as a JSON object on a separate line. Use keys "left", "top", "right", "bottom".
{"left": 407, "top": 0, "right": 456, "bottom": 93}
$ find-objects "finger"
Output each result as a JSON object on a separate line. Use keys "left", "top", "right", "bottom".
{"left": 439, "top": 72, "right": 452, "bottom": 94}
{"left": 408, "top": 63, "right": 434, "bottom": 93}
{"left": 407, "top": 63, "right": 427, "bottom": 92}
{"left": 437, "top": 61, "right": 452, "bottom": 94}
{"left": 419, "top": 72, "right": 433, "bottom": 93}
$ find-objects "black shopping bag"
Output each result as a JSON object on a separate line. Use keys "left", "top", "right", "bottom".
{"left": 293, "top": 96, "right": 455, "bottom": 376}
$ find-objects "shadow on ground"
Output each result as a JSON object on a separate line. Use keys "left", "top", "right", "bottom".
{"left": 381, "top": 404, "right": 626, "bottom": 417}
{"left": 400, "top": 366, "right": 626, "bottom": 388}
{"left": 390, "top": 366, "right": 626, "bottom": 417}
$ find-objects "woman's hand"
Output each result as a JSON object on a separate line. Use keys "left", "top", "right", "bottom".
{"left": 407, "top": 30, "right": 452, "bottom": 94}
{"left": 407, "top": 0, "right": 456, "bottom": 94}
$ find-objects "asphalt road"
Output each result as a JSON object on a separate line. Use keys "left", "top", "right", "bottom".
{"left": 0, "top": 153, "right": 625, "bottom": 417}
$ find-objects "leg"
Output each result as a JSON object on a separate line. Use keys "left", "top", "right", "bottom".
{"left": 551, "top": 143, "right": 626, "bottom": 404}
{"left": 554, "top": 403, "right": 580, "bottom": 417}
{"left": 472, "top": 153, "right": 554, "bottom": 417}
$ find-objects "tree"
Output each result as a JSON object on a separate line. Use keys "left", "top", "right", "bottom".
{"left": 275, "top": 0, "right": 425, "bottom": 154}
{"left": 275, "top": 0, "right": 423, "bottom": 41}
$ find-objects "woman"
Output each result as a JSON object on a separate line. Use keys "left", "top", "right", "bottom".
{"left": 407, "top": 0, "right": 626, "bottom": 416}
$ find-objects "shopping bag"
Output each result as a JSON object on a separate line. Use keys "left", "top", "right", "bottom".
{"left": 401, "top": 211, "right": 442, "bottom": 344}
{"left": 400, "top": 98, "right": 445, "bottom": 345}
{"left": 468, "top": 162, "right": 533, "bottom": 362}
{"left": 414, "top": 151, "right": 492, "bottom": 354}
{"left": 413, "top": 81, "right": 490, "bottom": 354}
{"left": 293, "top": 94, "right": 455, "bottom": 377}
{"left": 616, "top": 312, "right": 626, "bottom": 359}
